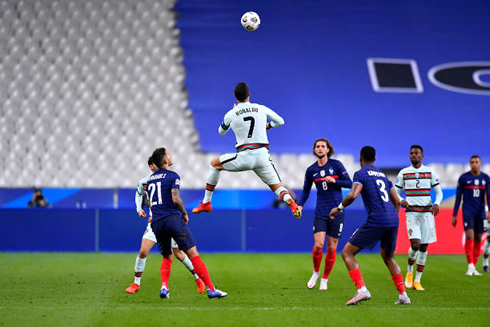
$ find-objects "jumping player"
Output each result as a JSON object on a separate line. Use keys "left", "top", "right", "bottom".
{"left": 148, "top": 148, "right": 227, "bottom": 299}
{"left": 452, "top": 155, "right": 490, "bottom": 275}
{"left": 298, "top": 138, "right": 352, "bottom": 290}
{"left": 125, "top": 157, "right": 205, "bottom": 294}
{"left": 192, "top": 82, "right": 301, "bottom": 219}
{"left": 395, "top": 145, "right": 443, "bottom": 290}
{"left": 330, "top": 146, "right": 410, "bottom": 305}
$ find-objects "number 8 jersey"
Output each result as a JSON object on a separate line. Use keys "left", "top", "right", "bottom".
{"left": 395, "top": 164, "right": 441, "bottom": 213}
{"left": 219, "top": 102, "right": 284, "bottom": 151}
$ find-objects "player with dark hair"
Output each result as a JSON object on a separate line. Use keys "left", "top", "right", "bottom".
{"left": 298, "top": 138, "right": 352, "bottom": 290}
{"left": 125, "top": 157, "right": 205, "bottom": 294}
{"left": 395, "top": 145, "right": 443, "bottom": 290}
{"left": 330, "top": 146, "right": 410, "bottom": 305}
{"left": 148, "top": 148, "right": 227, "bottom": 299}
{"left": 192, "top": 82, "right": 301, "bottom": 219}
{"left": 452, "top": 155, "right": 490, "bottom": 275}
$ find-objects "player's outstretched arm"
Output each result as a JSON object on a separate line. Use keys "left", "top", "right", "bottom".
{"left": 171, "top": 188, "right": 189, "bottom": 223}
{"left": 330, "top": 183, "right": 362, "bottom": 219}
{"left": 389, "top": 187, "right": 400, "bottom": 212}
{"left": 265, "top": 107, "right": 284, "bottom": 128}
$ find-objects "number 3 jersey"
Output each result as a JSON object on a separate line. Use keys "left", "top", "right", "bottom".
{"left": 218, "top": 102, "right": 284, "bottom": 152}
{"left": 395, "top": 165, "right": 441, "bottom": 213}
{"left": 146, "top": 169, "right": 181, "bottom": 221}
{"left": 297, "top": 159, "right": 352, "bottom": 217}
{"left": 353, "top": 166, "right": 399, "bottom": 227}
{"left": 453, "top": 171, "right": 490, "bottom": 218}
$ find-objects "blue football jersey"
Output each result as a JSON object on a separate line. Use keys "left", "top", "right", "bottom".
{"left": 453, "top": 171, "right": 490, "bottom": 218}
{"left": 353, "top": 166, "right": 399, "bottom": 227}
{"left": 146, "top": 169, "right": 181, "bottom": 221}
{"left": 298, "top": 159, "right": 352, "bottom": 217}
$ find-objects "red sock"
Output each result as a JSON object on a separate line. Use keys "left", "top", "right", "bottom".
{"left": 465, "top": 239, "right": 474, "bottom": 265}
{"left": 473, "top": 241, "right": 481, "bottom": 266}
{"left": 160, "top": 257, "right": 172, "bottom": 289}
{"left": 190, "top": 255, "right": 215, "bottom": 291}
{"left": 348, "top": 268, "right": 365, "bottom": 289}
{"left": 322, "top": 249, "right": 336, "bottom": 279}
{"left": 392, "top": 273, "right": 406, "bottom": 295}
{"left": 312, "top": 247, "right": 323, "bottom": 273}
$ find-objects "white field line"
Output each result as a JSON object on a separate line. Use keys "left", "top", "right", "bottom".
{"left": 0, "top": 306, "right": 489, "bottom": 311}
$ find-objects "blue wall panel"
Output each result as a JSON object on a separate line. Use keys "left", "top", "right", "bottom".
{"left": 98, "top": 209, "right": 148, "bottom": 252}
{"left": 0, "top": 208, "right": 382, "bottom": 253}
{"left": 0, "top": 209, "right": 95, "bottom": 251}
{"left": 187, "top": 210, "right": 243, "bottom": 252}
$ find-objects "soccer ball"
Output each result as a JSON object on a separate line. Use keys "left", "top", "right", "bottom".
{"left": 241, "top": 11, "right": 260, "bottom": 31}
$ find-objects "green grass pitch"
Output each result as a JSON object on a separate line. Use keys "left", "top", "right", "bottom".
{"left": 1, "top": 252, "right": 489, "bottom": 326}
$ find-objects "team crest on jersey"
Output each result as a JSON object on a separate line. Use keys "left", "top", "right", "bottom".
{"left": 415, "top": 172, "right": 420, "bottom": 179}
{"left": 329, "top": 167, "right": 334, "bottom": 175}
{"left": 483, "top": 179, "right": 486, "bottom": 186}
{"left": 320, "top": 170, "right": 325, "bottom": 177}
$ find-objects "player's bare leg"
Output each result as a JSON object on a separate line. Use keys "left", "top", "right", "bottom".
{"left": 342, "top": 242, "right": 371, "bottom": 305}
{"left": 308, "top": 232, "right": 325, "bottom": 289}
{"left": 269, "top": 183, "right": 301, "bottom": 219}
{"left": 185, "top": 246, "right": 227, "bottom": 299}
{"left": 172, "top": 247, "right": 205, "bottom": 294}
{"left": 405, "top": 239, "right": 421, "bottom": 288}
{"left": 320, "top": 236, "right": 338, "bottom": 290}
{"left": 193, "top": 158, "right": 223, "bottom": 213}
{"left": 126, "top": 238, "right": 156, "bottom": 294}
{"left": 381, "top": 248, "right": 410, "bottom": 305}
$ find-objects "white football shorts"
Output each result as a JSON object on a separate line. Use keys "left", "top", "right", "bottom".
{"left": 405, "top": 211, "right": 437, "bottom": 244}
{"left": 142, "top": 223, "right": 178, "bottom": 248}
{"left": 219, "top": 147, "right": 280, "bottom": 185}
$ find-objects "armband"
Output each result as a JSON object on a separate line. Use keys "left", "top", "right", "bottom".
{"left": 486, "top": 205, "right": 489, "bottom": 212}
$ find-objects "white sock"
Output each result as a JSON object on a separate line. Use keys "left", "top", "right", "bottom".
{"left": 483, "top": 257, "right": 489, "bottom": 267}
{"left": 274, "top": 186, "right": 292, "bottom": 203}
{"left": 134, "top": 256, "right": 147, "bottom": 285}
{"left": 408, "top": 247, "right": 418, "bottom": 261}
{"left": 484, "top": 240, "right": 490, "bottom": 255}
{"left": 468, "top": 263, "right": 475, "bottom": 269}
{"left": 179, "top": 253, "right": 196, "bottom": 274}
{"left": 203, "top": 166, "right": 220, "bottom": 203}
{"left": 359, "top": 286, "right": 368, "bottom": 293}
{"left": 415, "top": 251, "right": 427, "bottom": 282}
